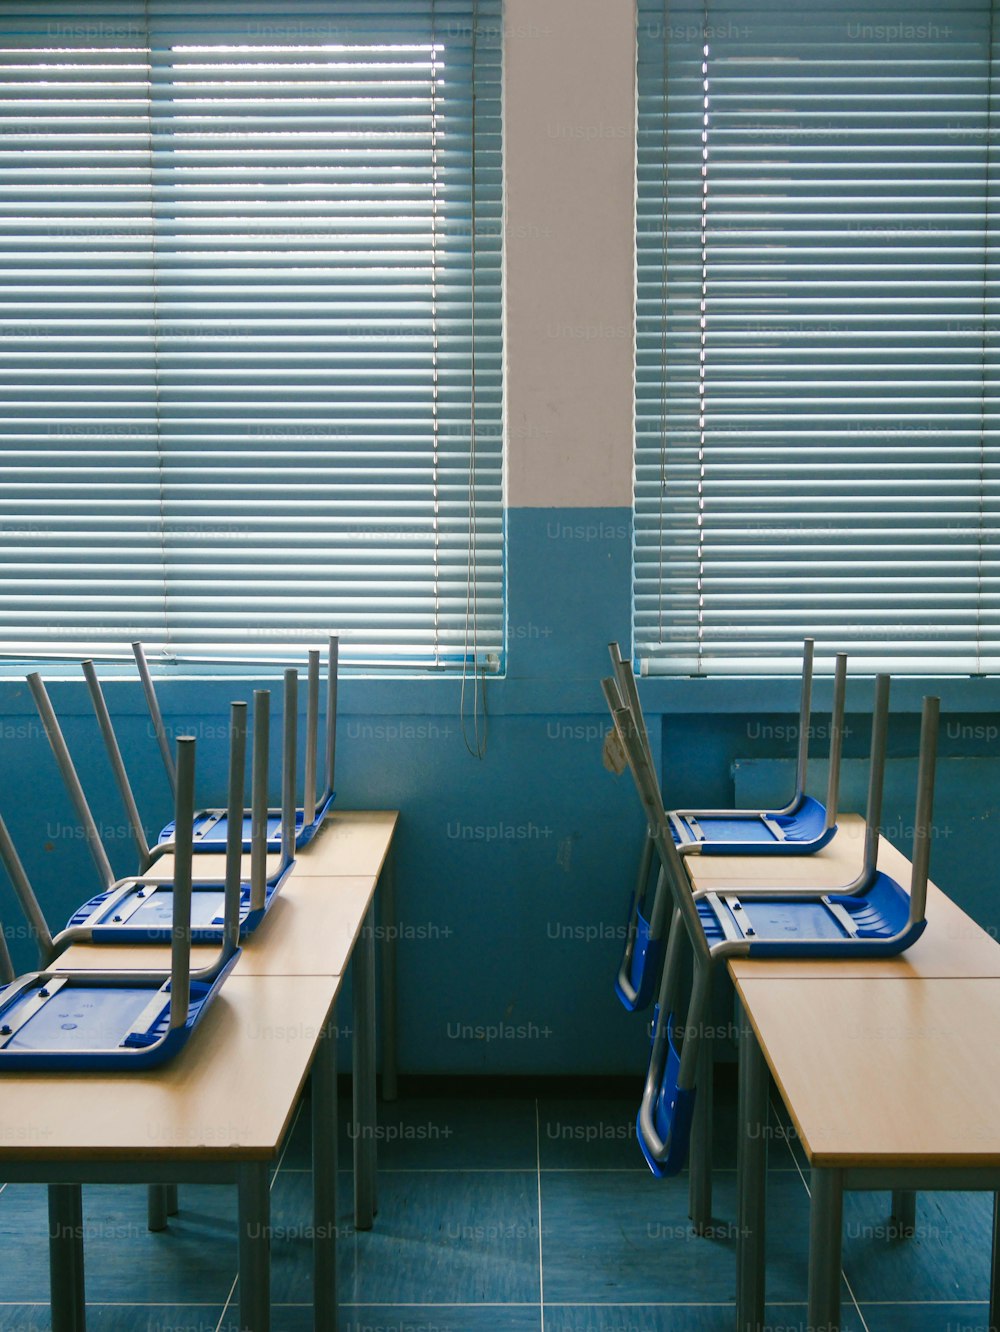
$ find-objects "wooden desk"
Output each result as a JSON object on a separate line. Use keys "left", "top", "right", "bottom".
{"left": 0, "top": 973, "right": 342, "bottom": 1332}
{"left": 2, "top": 809, "right": 399, "bottom": 1330}
{"left": 733, "top": 974, "right": 1000, "bottom": 1332}
{"left": 54, "top": 810, "right": 399, "bottom": 1233}
{"left": 687, "top": 815, "right": 1000, "bottom": 980}
{"left": 150, "top": 809, "right": 398, "bottom": 884}
{"left": 681, "top": 815, "right": 1000, "bottom": 1236}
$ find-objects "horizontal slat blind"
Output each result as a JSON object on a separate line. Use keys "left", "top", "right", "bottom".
{"left": 0, "top": 0, "right": 503, "bottom": 667}
{"left": 635, "top": 0, "right": 998, "bottom": 675}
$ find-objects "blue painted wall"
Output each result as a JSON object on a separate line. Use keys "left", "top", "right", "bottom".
{"left": 2, "top": 504, "right": 999, "bottom": 1073}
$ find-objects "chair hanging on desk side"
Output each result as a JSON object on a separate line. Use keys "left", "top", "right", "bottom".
{"left": 135, "top": 635, "right": 338, "bottom": 852}
{"left": 608, "top": 641, "right": 845, "bottom": 1012}
{"left": 602, "top": 672, "right": 938, "bottom": 1177}
{"left": 0, "top": 713, "right": 245, "bottom": 1070}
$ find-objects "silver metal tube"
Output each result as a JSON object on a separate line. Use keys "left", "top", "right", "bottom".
{"left": 81, "top": 660, "right": 151, "bottom": 869}
{"left": 132, "top": 642, "right": 176, "bottom": 798}
{"left": 379, "top": 845, "right": 398, "bottom": 1102}
{"left": 223, "top": 702, "right": 248, "bottom": 961}
{"left": 326, "top": 633, "right": 339, "bottom": 795}
{"left": 659, "top": 906, "right": 687, "bottom": 1024}
{"left": 282, "top": 668, "right": 298, "bottom": 861}
{"left": 909, "top": 695, "right": 940, "bottom": 923}
{"left": 863, "top": 674, "right": 891, "bottom": 879}
{"left": 676, "top": 954, "right": 711, "bottom": 1087}
{"left": 352, "top": 899, "right": 377, "bottom": 1229}
{"left": 27, "top": 672, "right": 115, "bottom": 891}
{"left": 824, "top": 652, "right": 847, "bottom": 828}
{"left": 170, "top": 736, "right": 195, "bottom": 1031}
{"left": 608, "top": 642, "right": 652, "bottom": 767}
{"left": 602, "top": 685, "right": 713, "bottom": 971}
{"left": 794, "top": 638, "right": 815, "bottom": 802}
{"left": 736, "top": 1004, "right": 770, "bottom": 1330}
{"left": 250, "top": 690, "right": 270, "bottom": 914}
{"left": 0, "top": 813, "right": 54, "bottom": 966}
{"left": 0, "top": 918, "right": 13, "bottom": 985}
{"left": 304, "top": 649, "right": 320, "bottom": 829}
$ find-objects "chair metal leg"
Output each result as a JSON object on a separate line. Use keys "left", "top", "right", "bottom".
{"left": 689, "top": 1032, "right": 713, "bottom": 1233}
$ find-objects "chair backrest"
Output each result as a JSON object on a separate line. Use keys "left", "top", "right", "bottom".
{"left": 601, "top": 678, "right": 713, "bottom": 968}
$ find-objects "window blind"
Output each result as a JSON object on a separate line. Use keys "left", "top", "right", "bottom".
{"left": 0, "top": 0, "right": 503, "bottom": 668}
{"left": 635, "top": 0, "right": 998, "bottom": 675}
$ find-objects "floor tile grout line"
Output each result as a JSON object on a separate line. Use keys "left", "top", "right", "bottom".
{"left": 214, "top": 1272, "right": 239, "bottom": 1332}
{"left": 843, "top": 1271, "right": 873, "bottom": 1332}
{"left": 535, "top": 1097, "right": 544, "bottom": 1332}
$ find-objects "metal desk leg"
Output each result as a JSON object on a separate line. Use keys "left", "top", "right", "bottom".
{"left": 313, "top": 1007, "right": 339, "bottom": 1332}
{"left": 49, "top": 1183, "right": 85, "bottom": 1332}
{"left": 379, "top": 843, "right": 398, "bottom": 1103}
{"left": 890, "top": 1188, "right": 916, "bottom": 1237}
{"left": 353, "top": 899, "right": 377, "bottom": 1230}
{"left": 689, "top": 1032, "right": 713, "bottom": 1233}
{"left": 807, "top": 1166, "right": 844, "bottom": 1332}
{"left": 238, "top": 1162, "right": 271, "bottom": 1332}
{"left": 736, "top": 1005, "right": 768, "bottom": 1332}
{"left": 990, "top": 1191, "right": 1000, "bottom": 1332}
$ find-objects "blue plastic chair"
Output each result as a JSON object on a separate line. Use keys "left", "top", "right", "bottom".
{"left": 608, "top": 641, "right": 846, "bottom": 1013}
{"left": 134, "top": 636, "right": 338, "bottom": 853}
{"left": 602, "top": 672, "right": 939, "bottom": 1177}
{"left": 0, "top": 723, "right": 243, "bottom": 1071}
{"left": 26, "top": 671, "right": 295, "bottom": 945}
{"left": 610, "top": 639, "right": 845, "bottom": 857}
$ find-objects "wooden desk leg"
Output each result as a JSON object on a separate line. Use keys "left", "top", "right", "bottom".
{"left": 238, "top": 1162, "right": 271, "bottom": 1332}
{"left": 689, "top": 1032, "right": 713, "bottom": 1233}
{"left": 890, "top": 1188, "right": 916, "bottom": 1237}
{"left": 736, "top": 1007, "right": 768, "bottom": 1332}
{"left": 48, "top": 1183, "right": 85, "bottom": 1332}
{"left": 379, "top": 843, "right": 398, "bottom": 1104}
{"left": 313, "top": 1007, "right": 339, "bottom": 1332}
{"left": 807, "top": 1166, "right": 844, "bottom": 1332}
{"left": 353, "top": 900, "right": 377, "bottom": 1230}
{"left": 990, "top": 1191, "right": 1000, "bottom": 1332}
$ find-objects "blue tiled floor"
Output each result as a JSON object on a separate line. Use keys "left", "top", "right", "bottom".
{"left": 0, "top": 1079, "right": 994, "bottom": 1330}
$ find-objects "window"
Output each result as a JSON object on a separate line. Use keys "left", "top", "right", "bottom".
{"left": 635, "top": 0, "right": 998, "bottom": 675}
{"left": 0, "top": 0, "right": 503, "bottom": 669}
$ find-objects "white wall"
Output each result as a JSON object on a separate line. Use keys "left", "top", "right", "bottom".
{"left": 503, "top": 0, "right": 636, "bottom": 508}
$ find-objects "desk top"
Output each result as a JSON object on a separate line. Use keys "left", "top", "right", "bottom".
{"left": 53, "top": 871, "right": 378, "bottom": 979}
{"left": 686, "top": 813, "right": 867, "bottom": 890}
{"left": 151, "top": 809, "right": 399, "bottom": 883}
{"left": 53, "top": 808, "right": 397, "bottom": 978}
{"left": 0, "top": 973, "right": 340, "bottom": 1162}
{"left": 735, "top": 974, "right": 1000, "bottom": 1168}
{"left": 684, "top": 815, "right": 1000, "bottom": 979}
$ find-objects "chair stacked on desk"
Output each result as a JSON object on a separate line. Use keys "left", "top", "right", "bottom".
{"left": 603, "top": 641, "right": 940, "bottom": 1181}
{"left": 0, "top": 635, "right": 341, "bottom": 1069}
